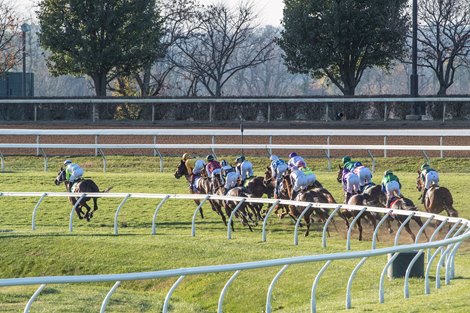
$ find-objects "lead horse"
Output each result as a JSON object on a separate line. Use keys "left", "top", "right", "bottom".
{"left": 55, "top": 168, "right": 112, "bottom": 221}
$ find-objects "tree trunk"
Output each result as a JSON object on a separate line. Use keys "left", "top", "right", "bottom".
{"left": 437, "top": 85, "right": 447, "bottom": 96}
{"left": 92, "top": 72, "right": 108, "bottom": 96}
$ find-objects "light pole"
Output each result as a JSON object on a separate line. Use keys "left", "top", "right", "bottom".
{"left": 410, "top": 0, "right": 420, "bottom": 114}
{"left": 21, "top": 23, "right": 31, "bottom": 97}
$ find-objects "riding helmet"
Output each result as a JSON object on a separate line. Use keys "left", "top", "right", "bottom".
{"left": 64, "top": 159, "right": 72, "bottom": 165}
{"left": 270, "top": 154, "right": 279, "bottom": 161}
{"left": 384, "top": 170, "right": 393, "bottom": 176}
{"left": 342, "top": 156, "right": 351, "bottom": 164}
{"left": 182, "top": 153, "right": 191, "bottom": 161}
{"left": 236, "top": 155, "right": 245, "bottom": 163}
{"left": 206, "top": 154, "right": 214, "bottom": 162}
{"left": 421, "top": 163, "right": 430, "bottom": 170}
{"left": 289, "top": 152, "right": 297, "bottom": 158}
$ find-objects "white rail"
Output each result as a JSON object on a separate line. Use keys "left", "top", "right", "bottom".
{"left": 0, "top": 191, "right": 468, "bottom": 313}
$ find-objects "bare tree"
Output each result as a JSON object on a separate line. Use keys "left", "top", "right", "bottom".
{"left": 417, "top": 0, "right": 470, "bottom": 95}
{"left": 172, "top": 2, "right": 274, "bottom": 96}
{"left": 0, "top": 1, "right": 20, "bottom": 75}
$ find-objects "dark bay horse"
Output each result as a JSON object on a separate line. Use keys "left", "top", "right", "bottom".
{"left": 416, "top": 173, "right": 458, "bottom": 217}
{"left": 55, "top": 168, "right": 112, "bottom": 221}
{"left": 174, "top": 160, "right": 227, "bottom": 226}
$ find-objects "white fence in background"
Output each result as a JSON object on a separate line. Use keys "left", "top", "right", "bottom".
{"left": 0, "top": 192, "right": 468, "bottom": 313}
{"left": 1, "top": 128, "right": 469, "bottom": 172}
{"left": 2, "top": 96, "right": 470, "bottom": 122}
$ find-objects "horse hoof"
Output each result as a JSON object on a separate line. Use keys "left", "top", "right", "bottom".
{"left": 78, "top": 216, "right": 83, "bottom": 219}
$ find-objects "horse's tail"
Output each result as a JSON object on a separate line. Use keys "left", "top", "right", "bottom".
{"left": 102, "top": 186, "right": 113, "bottom": 193}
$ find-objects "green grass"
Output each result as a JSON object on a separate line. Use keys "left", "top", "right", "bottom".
{"left": 0, "top": 156, "right": 469, "bottom": 312}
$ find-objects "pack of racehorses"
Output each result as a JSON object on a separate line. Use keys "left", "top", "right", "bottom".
{"left": 174, "top": 158, "right": 458, "bottom": 241}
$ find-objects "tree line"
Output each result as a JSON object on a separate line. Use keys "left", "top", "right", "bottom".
{"left": 2, "top": 0, "right": 470, "bottom": 97}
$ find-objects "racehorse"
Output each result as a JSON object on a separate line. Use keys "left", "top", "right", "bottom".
{"left": 281, "top": 175, "right": 334, "bottom": 237}
{"left": 416, "top": 173, "right": 458, "bottom": 217}
{"left": 389, "top": 196, "right": 429, "bottom": 242}
{"left": 243, "top": 176, "right": 274, "bottom": 220}
{"left": 345, "top": 193, "right": 379, "bottom": 241}
{"left": 174, "top": 160, "right": 227, "bottom": 225}
{"left": 54, "top": 168, "right": 112, "bottom": 221}
{"left": 336, "top": 165, "right": 360, "bottom": 203}
{"left": 223, "top": 187, "right": 254, "bottom": 232}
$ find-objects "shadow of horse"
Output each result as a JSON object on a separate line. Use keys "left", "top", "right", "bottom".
{"left": 54, "top": 168, "right": 112, "bottom": 221}
{"left": 416, "top": 172, "right": 458, "bottom": 218}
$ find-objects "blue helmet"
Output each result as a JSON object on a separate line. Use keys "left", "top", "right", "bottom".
{"left": 64, "top": 159, "right": 72, "bottom": 165}
{"left": 289, "top": 152, "right": 297, "bottom": 158}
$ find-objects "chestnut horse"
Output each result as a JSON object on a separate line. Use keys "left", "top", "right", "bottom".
{"left": 174, "top": 160, "right": 227, "bottom": 226}
{"left": 416, "top": 173, "right": 458, "bottom": 217}
{"left": 54, "top": 168, "right": 112, "bottom": 221}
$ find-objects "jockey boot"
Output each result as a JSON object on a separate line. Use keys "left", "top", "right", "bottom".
{"left": 421, "top": 189, "right": 427, "bottom": 204}
{"left": 291, "top": 190, "right": 298, "bottom": 200}
{"left": 345, "top": 192, "right": 353, "bottom": 204}
{"left": 189, "top": 175, "right": 196, "bottom": 191}
{"left": 224, "top": 188, "right": 229, "bottom": 195}
{"left": 386, "top": 197, "right": 392, "bottom": 209}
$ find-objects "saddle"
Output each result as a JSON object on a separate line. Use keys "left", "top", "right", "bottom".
{"left": 69, "top": 178, "right": 83, "bottom": 192}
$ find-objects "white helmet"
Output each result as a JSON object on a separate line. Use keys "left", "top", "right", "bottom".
{"left": 270, "top": 155, "right": 279, "bottom": 161}
{"left": 64, "top": 159, "right": 72, "bottom": 165}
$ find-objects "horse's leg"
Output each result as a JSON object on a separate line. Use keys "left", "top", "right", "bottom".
{"left": 89, "top": 198, "right": 98, "bottom": 219}
{"left": 403, "top": 223, "right": 416, "bottom": 243}
{"left": 193, "top": 199, "right": 204, "bottom": 219}
{"left": 357, "top": 218, "right": 363, "bottom": 241}
{"left": 368, "top": 212, "right": 378, "bottom": 241}
{"left": 304, "top": 214, "right": 311, "bottom": 237}
{"left": 81, "top": 202, "right": 93, "bottom": 222}
{"left": 224, "top": 204, "right": 234, "bottom": 232}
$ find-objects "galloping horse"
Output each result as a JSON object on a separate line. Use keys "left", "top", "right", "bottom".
{"left": 345, "top": 193, "right": 378, "bottom": 241}
{"left": 243, "top": 176, "right": 274, "bottom": 220}
{"left": 55, "top": 168, "right": 112, "bottom": 221}
{"left": 416, "top": 173, "right": 458, "bottom": 217}
{"left": 174, "top": 160, "right": 227, "bottom": 225}
{"left": 389, "top": 196, "right": 429, "bottom": 242}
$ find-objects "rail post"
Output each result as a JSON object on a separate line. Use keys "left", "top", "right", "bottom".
{"left": 100, "top": 281, "right": 121, "bottom": 313}
{"left": 114, "top": 194, "right": 131, "bottom": 235}
{"left": 262, "top": 200, "right": 281, "bottom": 242}
{"left": 31, "top": 193, "right": 47, "bottom": 231}
{"left": 152, "top": 195, "right": 171, "bottom": 235}
{"left": 192, "top": 195, "right": 210, "bottom": 237}
{"left": 294, "top": 203, "right": 313, "bottom": 245}
{"left": 227, "top": 198, "right": 246, "bottom": 239}
{"left": 218, "top": 271, "right": 240, "bottom": 313}
{"left": 69, "top": 194, "right": 86, "bottom": 233}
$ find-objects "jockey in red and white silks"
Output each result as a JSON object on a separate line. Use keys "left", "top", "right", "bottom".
{"left": 287, "top": 152, "right": 306, "bottom": 169}
{"left": 351, "top": 162, "right": 372, "bottom": 190}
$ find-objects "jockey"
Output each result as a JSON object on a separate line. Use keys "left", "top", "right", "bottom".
{"left": 289, "top": 165, "right": 308, "bottom": 200}
{"left": 381, "top": 170, "right": 402, "bottom": 208}
{"left": 221, "top": 159, "right": 239, "bottom": 194}
{"left": 182, "top": 153, "right": 205, "bottom": 191}
{"left": 205, "top": 154, "right": 222, "bottom": 191}
{"left": 342, "top": 156, "right": 356, "bottom": 171}
{"left": 235, "top": 155, "right": 254, "bottom": 185}
{"left": 269, "top": 154, "right": 288, "bottom": 196}
{"left": 287, "top": 152, "right": 306, "bottom": 169}
{"left": 419, "top": 163, "right": 439, "bottom": 204}
{"left": 64, "top": 159, "right": 84, "bottom": 191}
{"left": 298, "top": 160, "right": 317, "bottom": 188}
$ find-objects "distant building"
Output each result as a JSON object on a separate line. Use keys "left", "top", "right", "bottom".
{"left": 0, "top": 72, "right": 34, "bottom": 97}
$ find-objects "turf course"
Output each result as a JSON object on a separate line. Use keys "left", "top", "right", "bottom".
{"left": 0, "top": 155, "right": 469, "bottom": 312}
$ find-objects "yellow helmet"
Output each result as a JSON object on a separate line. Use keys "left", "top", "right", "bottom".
{"left": 182, "top": 153, "right": 191, "bottom": 161}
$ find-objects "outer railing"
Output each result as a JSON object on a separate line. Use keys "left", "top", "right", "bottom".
{"left": 0, "top": 191, "right": 468, "bottom": 312}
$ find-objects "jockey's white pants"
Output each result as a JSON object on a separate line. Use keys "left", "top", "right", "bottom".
{"left": 385, "top": 181, "right": 401, "bottom": 198}
{"left": 343, "top": 172, "right": 360, "bottom": 194}
{"left": 424, "top": 171, "right": 439, "bottom": 189}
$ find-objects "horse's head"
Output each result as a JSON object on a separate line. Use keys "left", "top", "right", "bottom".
{"left": 54, "top": 168, "right": 66, "bottom": 186}
{"left": 336, "top": 165, "right": 344, "bottom": 183}
{"left": 416, "top": 171, "right": 423, "bottom": 192}
{"left": 263, "top": 166, "right": 273, "bottom": 186}
{"left": 174, "top": 160, "right": 188, "bottom": 179}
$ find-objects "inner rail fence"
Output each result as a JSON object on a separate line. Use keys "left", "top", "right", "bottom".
{"left": 0, "top": 192, "right": 468, "bottom": 312}
{"left": 1, "top": 128, "right": 470, "bottom": 172}
{"left": 1, "top": 96, "right": 470, "bottom": 123}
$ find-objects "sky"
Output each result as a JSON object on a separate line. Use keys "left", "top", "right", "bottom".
{"left": 14, "top": 0, "right": 285, "bottom": 26}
